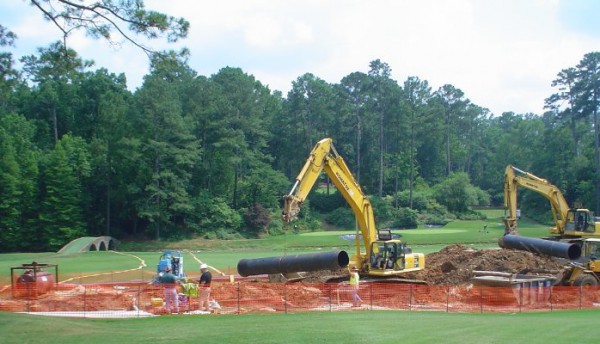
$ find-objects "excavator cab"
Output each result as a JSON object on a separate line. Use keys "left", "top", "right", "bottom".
{"left": 565, "top": 209, "right": 595, "bottom": 234}
{"left": 366, "top": 239, "right": 424, "bottom": 276}
{"left": 580, "top": 239, "right": 600, "bottom": 265}
{"left": 369, "top": 241, "right": 405, "bottom": 272}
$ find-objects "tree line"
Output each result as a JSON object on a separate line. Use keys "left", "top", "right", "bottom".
{"left": 1, "top": 25, "right": 599, "bottom": 251}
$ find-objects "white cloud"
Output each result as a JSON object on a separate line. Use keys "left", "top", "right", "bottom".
{"left": 1, "top": 0, "right": 599, "bottom": 115}
{"left": 243, "top": 15, "right": 284, "bottom": 49}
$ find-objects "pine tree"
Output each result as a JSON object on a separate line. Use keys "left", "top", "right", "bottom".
{"left": 38, "top": 137, "right": 86, "bottom": 250}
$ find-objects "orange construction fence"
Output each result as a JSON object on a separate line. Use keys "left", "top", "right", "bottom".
{"left": 1, "top": 281, "right": 598, "bottom": 318}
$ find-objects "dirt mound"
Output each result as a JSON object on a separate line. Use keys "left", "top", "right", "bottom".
{"left": 301, "top": 268, "right": 350, "bottom": 283}
{"left": 406, "top": 244, "right": 566, "bottom": 285}
{"left": 302, "top": 245, "right": 568, "bottom": 285}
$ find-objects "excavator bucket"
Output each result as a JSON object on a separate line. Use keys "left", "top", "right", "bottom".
{"left": 282, "top": 195, "right": 302, "bottom": 222}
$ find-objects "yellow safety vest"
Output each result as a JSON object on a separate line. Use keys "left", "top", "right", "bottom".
{"left": 181, "top": 283, "right": 198, "bottom": 297}
{"left": 349, "top": 272, "right": 359, "bottom": 285}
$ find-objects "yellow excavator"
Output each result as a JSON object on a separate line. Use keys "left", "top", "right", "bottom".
{"left": 503, "top": 165, "right": 600, "bottom": 286}
{"left": 282, "top": 138, "right": 425, "bottom": 277}
{"left": 503, "top": 164, "right": 600, "bottom": 239}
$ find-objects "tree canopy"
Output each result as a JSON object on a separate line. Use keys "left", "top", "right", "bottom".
{"left": 0, "top": 18, "right": 599, "bottom": 251}
{"left": 28, "top": 0, "right": 189, "bottom": 56}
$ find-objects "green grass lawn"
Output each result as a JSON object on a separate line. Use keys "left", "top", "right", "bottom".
{"left": 0, "top": 209, "right": 596, "bottom": 343}
{"left": 0, "top": 208, "right": 555, "bottom": 283}
{"left": 2, "top": 309, "right": 599, "bottom": 344}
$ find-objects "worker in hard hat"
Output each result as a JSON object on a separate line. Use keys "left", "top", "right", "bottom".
{"left": 349, "top": 266, "right": 362, "bottom": 307}
{"left": 198, "top": 263, "right": 212, "bottom": 312}
{"left": 159, "top": 266, "right": 179, "bottom": 314}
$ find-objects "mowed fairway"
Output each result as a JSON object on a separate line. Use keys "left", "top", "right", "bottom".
{"left": 2, "top": 309, "right": 600, "bottom": 344}
{"left": 0, "top": 209, "right": 552, "bottom": 283}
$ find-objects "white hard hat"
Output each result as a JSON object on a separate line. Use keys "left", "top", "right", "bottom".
{"left": 200, "top": 263, "right": 208, "bottom": 270}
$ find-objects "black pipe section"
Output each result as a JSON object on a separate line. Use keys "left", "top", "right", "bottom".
{"left": 498, "top": 235, "right": 581, "bottom": 260}
{"left": 237, "top": 250, "right": 350, "bottom": 277}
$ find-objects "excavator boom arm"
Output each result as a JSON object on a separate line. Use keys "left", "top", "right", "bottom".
{"left": 504, "top": 165, "right": 570, "bottom": 234}
{"left": 283, "top": 138, "right": 377, "bottom": 258}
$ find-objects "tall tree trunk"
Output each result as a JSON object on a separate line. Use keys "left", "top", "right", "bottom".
{"left": 594, "top": 97, "right": 600, "bottom": 215}
{"left": 356, "top": 109, "right": 362, "bottom": 183}
{"left": 379, "top": 109, "right": 384, "bottom": 197}
{"left": 394, "top": 162, "right": 399, "bottom": 208}
{"left": 571, "top": 113, "right": 579, "bottom": 156}
{"left": 52, "top": 105, "right": 58, "bottom": 143}
{"left": 465, "top": 119, "right": 474, "bottom": 175}
{"left": 446, "top": 110, "right": 451, "bottom": 176}
{"left": 154, "top": 154, "right": 161, "bottom": 240}
{"left": 232, "top": 168, "right": 239, "bottom": 209}
{"left": 409, "top": 118, "right": 415, "bottom": 209}
{"left": 106, "top": 174, "right": 111, "bottom": 236}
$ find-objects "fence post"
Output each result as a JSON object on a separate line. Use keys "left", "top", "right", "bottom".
{"left": 519, "top": 286, "right": 523, "bottom": 313}
{"left": 549, "top": 286, "right": 553, "bottom": 312}
{"left": 327, "top": 284, "right": 331, "bottom": 312}
{"left": 409, "top": 284, "right": 412, "bottom": 311}
{"left": 83, "top": 285, "right": 87, "bottom": 318}
{"left": 446, "top": 285, "right": 449, "bottom": 313}
{"left": 237, "top": 282, "right": 240, "bottom": 314}
{"left": 369, "top": 283, "right": 373, "bottom": 311}
{"left": 579, "top": 286, "right": 582, "bottom": 310}
{"left": 479, "top": 286, "right": 483, "bottom": 314}
{"left": 284, "top": 283, "right": 287, "bottom": 314}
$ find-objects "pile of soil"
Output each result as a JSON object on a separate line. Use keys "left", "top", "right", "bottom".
{"left": 303, "top": 245, "right": 568, "bottom": 286}
{"left": 406, "top": 244, "right": 566, "bottom": 285}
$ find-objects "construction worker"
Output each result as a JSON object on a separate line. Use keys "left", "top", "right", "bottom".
{"left": 349, "top": 266, "right": 362, "bottom": 307}
{"left": 198, "top": 263, "right": 212, "bottom": 311}
{"left": 159, "top": 266, "right": 179, "bottom": 314}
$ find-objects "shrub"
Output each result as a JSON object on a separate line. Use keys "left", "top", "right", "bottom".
{"left": 188, "top": 193, "right": 242, "bottom": 235}
{"left": 310, "top": 191, "right": 346, "bottom": 212}
{"left": 386, "top": 207, "right": 418, "bottom": 229}
{"left": 394, "top": 190, "right": 429, "bottom": 211}
{"left": 324, "top": 206, "right": 355, "bottom": 229}
{"left": 243, "top": 203, "right": 271, "bottom": 237}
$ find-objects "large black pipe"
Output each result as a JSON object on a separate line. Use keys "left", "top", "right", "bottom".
{"left": 498, "top": 235, "right": 581, "bottom": 260}
{"left": 237, "top": 250, "right": 350, "bottom": 277}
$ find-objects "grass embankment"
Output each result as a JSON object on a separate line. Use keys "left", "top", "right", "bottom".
{"left": 2, "top": 309, "right": 599, "bottom": 344}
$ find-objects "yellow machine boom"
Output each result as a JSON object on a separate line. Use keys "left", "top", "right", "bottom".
{"left": 503, "top": 165, "right": 600, "bottom": 239}
{"left": 283, "top": 138, "right": 425, "bottom": 276}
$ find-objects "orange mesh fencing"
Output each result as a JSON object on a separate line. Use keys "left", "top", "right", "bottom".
{"left": 1, "top": 281, "right": 598, "bottom": 318}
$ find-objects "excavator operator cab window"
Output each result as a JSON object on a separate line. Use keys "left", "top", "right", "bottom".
{"left": 567, "top": 210, "right": 592, "bottom": 233}
{"left": 386, "top": 244, "right": 398, "bottom": 269}
{"left": 575, "top": 211, "right": 594, "bottom": 233}
{"left": 584, "top": 212, "right": 595, "bottom": 233}
{"left": 370, "top": 242, "right": 403, "bottom": 270}
{"left": 370, "top": 245, "right": 383, "bottom": 269}
{"left": 583, "top": 241, "right": 600, "bottom": 260}
{"left": 577, "top": 213, "right": 585, "bottom": 230}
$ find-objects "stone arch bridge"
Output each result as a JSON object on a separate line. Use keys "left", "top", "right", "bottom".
{"left": 57, "top": 236, "right": 120, "bottom": 254}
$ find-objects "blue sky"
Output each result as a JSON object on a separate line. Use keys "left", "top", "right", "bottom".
{"left": 1, "top": 0, "right": 599, "bottom": 115}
